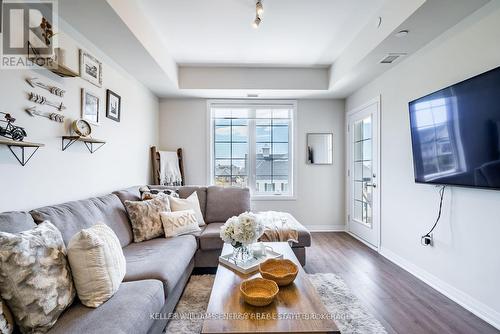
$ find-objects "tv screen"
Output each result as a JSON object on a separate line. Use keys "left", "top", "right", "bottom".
{"left": 409, "top": 66, "right": 500, "bottom": 190}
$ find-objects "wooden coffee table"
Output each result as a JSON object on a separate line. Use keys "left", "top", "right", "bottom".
{"left": 201, "top": 242, "right": 340, "bottom": 334}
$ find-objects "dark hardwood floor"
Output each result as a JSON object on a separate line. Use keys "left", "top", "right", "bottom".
{"left": 304, "top": 232, "right": 499, "bottom": 334}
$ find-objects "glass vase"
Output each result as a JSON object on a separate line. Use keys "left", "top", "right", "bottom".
{"left": 231, "top": 244, "right": 253, "bottom": 264}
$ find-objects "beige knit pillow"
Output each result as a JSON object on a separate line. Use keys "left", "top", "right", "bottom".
{"left": 160, "top": 210, "right": 201, "bottom": 238}
{"left": 169, "top": 192, "right": 205, "bottom": 226}
{"left": 67, "top": 224, "right": 126, "bottom": 308}
{"left": 124, "top": 195, "right": 170, "bottom": 242}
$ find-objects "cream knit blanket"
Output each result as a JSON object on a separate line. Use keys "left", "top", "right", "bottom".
{"left": 258, "top": 211, "right": 299, "bottom": 244}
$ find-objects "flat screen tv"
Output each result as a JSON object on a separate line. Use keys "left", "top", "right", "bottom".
{"left": 409, "top": 66, "right": 500, "bottom": 190}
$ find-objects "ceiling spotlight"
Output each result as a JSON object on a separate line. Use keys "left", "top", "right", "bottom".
{"left": 252, "top": 16, "right": 261, "bottom": 29}
{"left": 256, "top": 1, "right": 264, "bottom": 16}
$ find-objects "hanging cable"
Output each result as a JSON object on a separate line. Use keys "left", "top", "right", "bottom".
{"left": 421, "top": 185, "right": 446, "bottom": 246}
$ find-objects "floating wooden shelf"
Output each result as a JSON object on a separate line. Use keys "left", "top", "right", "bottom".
{"left": 0, "top": 138, "right": 44, "bottom": 166}
{"left": 62, "top": 136, "right": 106, "bottom": 153}
{"left": 47, "top": 63, "right": 78, "bottom": 78}
{"left": 27, "top": 42, "right": 78, "bottom": 78}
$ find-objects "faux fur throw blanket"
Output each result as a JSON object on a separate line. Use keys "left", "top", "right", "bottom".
{"left": 258, "top": 211, "right": 299, "bottom": 244}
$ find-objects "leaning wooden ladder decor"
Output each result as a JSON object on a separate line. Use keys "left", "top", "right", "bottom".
{"left": 150, "top": 146, "right": 185, "bottom": 186}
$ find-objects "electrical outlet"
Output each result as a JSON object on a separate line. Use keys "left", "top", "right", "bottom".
{"left": 421, "top": 234, "right": 433, "bottom": 246}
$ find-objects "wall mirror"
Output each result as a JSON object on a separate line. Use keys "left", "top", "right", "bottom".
{"left": 307, "top": 133, "right": 333, "bottom": 165}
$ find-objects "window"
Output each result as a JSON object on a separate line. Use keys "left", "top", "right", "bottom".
{"left": 412, "top": 96, "right": 465, "bottom": 181}
{"left": 209, "top": 101, "right": 295, "bottom": 198}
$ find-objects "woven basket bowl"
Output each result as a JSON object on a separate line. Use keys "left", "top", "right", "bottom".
{"left": 259, "top": 258, "right": 299, "bottom": 286}
{"left": 240, "top": 278, "right": 279, "bottom": 307}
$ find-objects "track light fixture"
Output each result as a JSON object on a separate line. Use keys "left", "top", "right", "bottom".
{"left": 256, "top": 1, "right": 264, "bottom": 16}
{"left": 252, "top": 1, "right": 263, "bottom": 28}
{"left": 252, "top": 16, "right": 261, "bottom": 29}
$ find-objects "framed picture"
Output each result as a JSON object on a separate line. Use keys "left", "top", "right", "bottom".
{"left": 81, "top": 88, "right": 100, "bottom": 125}
{"left": 106, "top": 89, "right": 121, "bottom": 122}
{"left": 79, "top": 49, "right": 102, "bottom": 87}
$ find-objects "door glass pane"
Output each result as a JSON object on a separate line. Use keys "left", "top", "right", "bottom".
{"left": 354, "top": 162, "right": 363, "bottom": 182}
{"left": 354, "top": 181, "right": 363, "bottom": 202}
{"left": 352, "top": 115, "right": 373, "bottom": 227}
{"left": 363, "top": 139, "right": 372, "bottom": 161}
{"left": 354, "top": 200, "right": 363, "bottom": 221}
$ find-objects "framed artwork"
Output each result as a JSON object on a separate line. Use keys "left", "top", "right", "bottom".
{"left": 106, "top": 89, "right": 121, "bottom": 122}
{"left": 81, "top": 88, "right": 100, "bottom": 125}
{"left": 79, "top": 49, "right": 102, "bottom": 87}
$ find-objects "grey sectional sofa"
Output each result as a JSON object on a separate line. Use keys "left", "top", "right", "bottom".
{"left": 0, "top": 185, "right": 311, "bottom": 334}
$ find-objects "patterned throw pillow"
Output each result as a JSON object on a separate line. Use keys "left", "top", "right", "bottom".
{"left": 160, "top": 210, "right": 201, "bottom": 238}
{"left": 125, "top": 195, "right": 171, "bottom": 242}
{"left": 68, "top": 224, "right": 126, "bottom": 308}
{"left": 0, "top": 222, "right": 75, "bottom": 334}
{"left": 0, "top": 298, "right": 14, "bottom": 334}
{"left": 140, "top": 186, "right": 179, "bottom": 200}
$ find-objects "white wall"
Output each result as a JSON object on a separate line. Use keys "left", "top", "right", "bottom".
{"left": 0, "top": 21, "right": 159, "bottom": 212}
{"left": 159, "top": 99, "right": 345, "bottom": 231}
{"left": 346, "top": 2, "right": 500, "bottom": 328}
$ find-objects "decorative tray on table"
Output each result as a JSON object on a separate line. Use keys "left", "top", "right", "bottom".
{"left": 219, "top": 247, "right": 283, "bottom": 274}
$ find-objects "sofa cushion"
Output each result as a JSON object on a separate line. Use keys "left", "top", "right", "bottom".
{"left": 122, "top": 235, "right": 197, "bottom": 297}
{"left": 30, "top": 194, "right": 133, "bottom": 247}
{"left": 0, "top": 211, "right": 36, "bottom": 233}
{"left": 199, "top": 223, "right": 224, "bottom": 250}
{"left": 47, "top": 280, "right": 164, "bottom": 334}
{"left": 113, "top": 186, "right": 142, "bottom": 204}
{"left": 205, "top": 186, "right": 250, "bottom": 224}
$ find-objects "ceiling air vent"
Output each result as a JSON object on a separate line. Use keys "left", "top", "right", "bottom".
{"left": 380, "top": 53, "right": 407, "bottom": 64}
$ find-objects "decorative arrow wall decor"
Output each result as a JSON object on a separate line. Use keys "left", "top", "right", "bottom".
{"left": 26, "top": 77, "right": 66, "bottom": 97}
{"left": 25, "top": 106, "right": 64, "bottom": 123}
{"left": 29, "top": 92, "right": 66, "bottom": 111}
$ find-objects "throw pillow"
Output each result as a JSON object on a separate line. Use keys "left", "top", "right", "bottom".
{"left": 169, "top": 192, "right": 206, "bottom": 226}
{"left": 67, "top": 224, "right": 126, "bottom": 308}
{"left": 0, "top": 298, "right": 14, "bottom": 334}
{"left": 124, "top": 195, "right": 170, "bottom": 242}
{"left": 0, "top": 222, "right": 75, "bottom": 334}
{"left": 160, "top": 210, "right": 201, "bottom": 237}
{"left": 141, "top": 189, "right": 179, "bottom": 201}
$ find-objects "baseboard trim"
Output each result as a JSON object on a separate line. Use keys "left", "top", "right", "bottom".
{"left": 346, "top": 231, "right": 378, "bottom": 251}
{"left": 304, "top": 224, "right": 345, "bottom": 232}
{"left": 380, "top": 247, "right": 500, "bottom": 330}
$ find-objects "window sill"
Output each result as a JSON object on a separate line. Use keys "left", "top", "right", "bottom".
{"left": 251, "top": 195, "right": 297, "bottom": 201}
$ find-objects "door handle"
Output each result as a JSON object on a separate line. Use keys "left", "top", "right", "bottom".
{"left": 365, "top": 183, "right": 377, "bottom": 188}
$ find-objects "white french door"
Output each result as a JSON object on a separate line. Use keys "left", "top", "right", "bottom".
{"left": 347, "top": 98, "right": 380, "bottom": 249}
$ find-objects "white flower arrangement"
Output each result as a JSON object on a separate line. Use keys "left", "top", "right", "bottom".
{"left": 220, "top": 212, "right": 265, "bottom": 247}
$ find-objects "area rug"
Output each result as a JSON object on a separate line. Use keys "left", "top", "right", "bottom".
{"left": 165, "top": 273, "right": 387, "bottom": 334}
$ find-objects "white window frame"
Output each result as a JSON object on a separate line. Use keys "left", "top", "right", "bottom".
{"left": 207, "top": 99, "right": 297, "bottom": 200}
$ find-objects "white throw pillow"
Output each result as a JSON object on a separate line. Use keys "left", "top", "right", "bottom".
{"left": 169, "top": 192, "right": 206, "bottom": 226}
{"left": 160, "top": 210, "right": 201, "bottom": 237}
{"left": 67, "top": 224, "right": 126, "bottom": 308}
